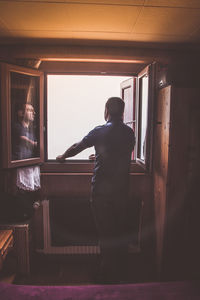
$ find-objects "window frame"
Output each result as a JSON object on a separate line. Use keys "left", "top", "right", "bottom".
{"left": 135, "top": 64, "right": 155, "bottom": 172}
{"left": 42, "top": 65, "right": 154, "bottom": 174}
{"left": 0, "top": 62, "right": 44, "bottom": 169}
{"left": 120, "top": 77, "right": 137, "bottom": 161}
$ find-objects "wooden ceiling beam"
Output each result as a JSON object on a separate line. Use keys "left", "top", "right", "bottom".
{"left": 0, "top": 44, "right": 199, "bottom": 67}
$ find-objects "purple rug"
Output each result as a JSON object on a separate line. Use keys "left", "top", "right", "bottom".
{"left": 0, "top": 280, "right": 199, "bottom": 300}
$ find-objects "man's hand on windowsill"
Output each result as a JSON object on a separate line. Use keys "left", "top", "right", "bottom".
{"left": 88, "top": 154, "right": 96, "bottom": 161}
{"left": 56, "top": 154, "right": 66, "bottom": 162}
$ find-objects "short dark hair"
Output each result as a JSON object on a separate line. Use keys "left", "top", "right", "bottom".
{"left": 105, "top": 97, "right": 125, "bottom": 118}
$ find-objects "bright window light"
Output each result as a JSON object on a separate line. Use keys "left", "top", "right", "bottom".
{"left": 47, "top": 75, "right": 131, "bottom": 160}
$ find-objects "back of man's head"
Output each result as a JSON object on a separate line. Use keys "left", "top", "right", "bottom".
{"left": 105, "top": 97, "right": 124, "bottom": 119}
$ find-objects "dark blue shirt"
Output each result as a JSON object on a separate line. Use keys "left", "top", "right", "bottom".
{"left": 82, "top": 119, "right": 135, "bottom": 196}
{"left": 12, "top": 122, "right": 36, "bottom": 160}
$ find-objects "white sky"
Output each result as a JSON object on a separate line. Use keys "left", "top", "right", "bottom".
{"left": 47, "top": 75, "right": 131, "bottom": 159}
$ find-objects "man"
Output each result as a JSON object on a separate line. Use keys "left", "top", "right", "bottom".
{"left": 11, "top": 103, "right": 40, "bottom": 220}
{"left": 12, "top": 103, "right": 37, "bottom": 160}
{"left": 56, "top": 97, "right": 135, "bottom": 282}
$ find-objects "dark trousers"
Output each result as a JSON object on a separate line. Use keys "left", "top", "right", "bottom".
{"left": 91, "top": 194, "right": 128, "bottom": 280}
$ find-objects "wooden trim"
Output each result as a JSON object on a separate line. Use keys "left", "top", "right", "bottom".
{"left": 39, "top": 72, "right": 44, "bottom": 163}
{"left": 146, "top": 62, "right": 156, "bottom": 173}
{"left": 40, "top": 61, "right": 145, "bottom": 75}
{"left": 135, "top": 67, "right": 149, "bottom": 162}
{"left": 40, "top": 161, "right": 147, "bottom": 174}
{"left": 138, "top": 65, "right": 149, "bottom": 79}
{"left": 136, "top": 76, "right": 143, "bottom": 159}
{"left": 41, "top": 162, "right": 95, "bottom": 173}
{"left": 0, "top": 44, "right": 171, "bottom": 63}
{"left": 1, "top": 63, "right": 10, "bottom": 167}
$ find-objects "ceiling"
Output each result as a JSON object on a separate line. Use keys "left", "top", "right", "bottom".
{"left": 1, "top": 0, "right": 200, "bottom": 46}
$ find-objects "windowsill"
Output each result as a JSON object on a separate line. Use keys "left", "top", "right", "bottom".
{"left": 40, "top": 160, "right": 148, "bottom": 174}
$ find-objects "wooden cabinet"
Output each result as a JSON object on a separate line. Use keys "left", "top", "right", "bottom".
{"left": 0, "top": 222, "right": 31, "bottom": 274}
{"left": 0, "top": 229, "right": 14, "bottom": 282}
{"left": 0, "top": 230, "right": 13, "bottom": 270}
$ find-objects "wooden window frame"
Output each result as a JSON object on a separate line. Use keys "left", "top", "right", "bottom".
{"left": 0, "top": 62, "right": 44, "bottom": 168}
{"left": 120, "top": 77, "right": 137, "bottom": 161}
{"left": 135, "top": 64, "right": 155, "bottom": 172}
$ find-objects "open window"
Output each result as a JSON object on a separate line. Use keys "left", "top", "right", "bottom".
{"left": 121, "top": 65, "right": 154, "bottom": 170}
{"left": 45, "top": 64, "right": 154, "bottom": 171}
{"left": 0, "top": 63, "right": 44, "bottom": 168}
{"left": 47, "top": 66, "right": 153, "bottom": 172}
{"left": 1, "top": 61, "right": 154, "bottom": 172}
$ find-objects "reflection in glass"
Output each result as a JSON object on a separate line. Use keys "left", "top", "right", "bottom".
{"left": 11, "top": 72, "right": 39, "bottom": 161}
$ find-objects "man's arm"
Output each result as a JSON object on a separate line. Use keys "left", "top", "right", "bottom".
{"left": 56, "top": 140, "right": 87, "bottom": 162}
{"left": 56, "top": 126, "right": 98, "bottom": 162}
{"left": 20, "top": 135, "right": 37, "bottom": 147}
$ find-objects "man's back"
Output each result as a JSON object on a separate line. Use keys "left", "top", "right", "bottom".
{"left": 83, "top": 119, "right": 135, "bottom": 196}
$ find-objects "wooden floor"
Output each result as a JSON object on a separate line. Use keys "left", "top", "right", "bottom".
{"left": 15, "top": 254, "right": 100, "bottom": 285}
{"left": 13, "top": 253, "right": 156, "bottom": 286}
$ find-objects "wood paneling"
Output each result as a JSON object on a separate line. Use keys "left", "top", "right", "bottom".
{"left": 153, "top": 85, "right": 200, "bottom": 279}
{"left": 153, "top": 86, "right": 170, "bottom": 273}
{"left": 40, "top": 172, "right": 154, "bottom": 255}
{"left": 41, "top": 173, "right": 91, "bottom": 198}
{"left": 41, "top": 173, "right": 152, "bottom": 198}
{"left": 186, "top": 105, "right": 200, "bottom": 275}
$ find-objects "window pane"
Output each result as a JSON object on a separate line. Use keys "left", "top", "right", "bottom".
{"left": 138, "top": 75, "right": 149, "bottom": 161}
{"left": 124, "top": 86, "right": 134, "bottom": 126}
{"left": 11, "top": 72, "right": 40, "bottom": 161}
{"left": 47, "top": 75, "right": 130, "bottom": 160}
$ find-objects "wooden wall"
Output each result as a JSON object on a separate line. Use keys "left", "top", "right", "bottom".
{"left": 153, "top": 84, "right": 200, "bottom": 280}
{"left": 40, "top": 172, "right": 154, "bottom": 247}
{"left": 153, "top": 85, "right": 171, "bottom": 274}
